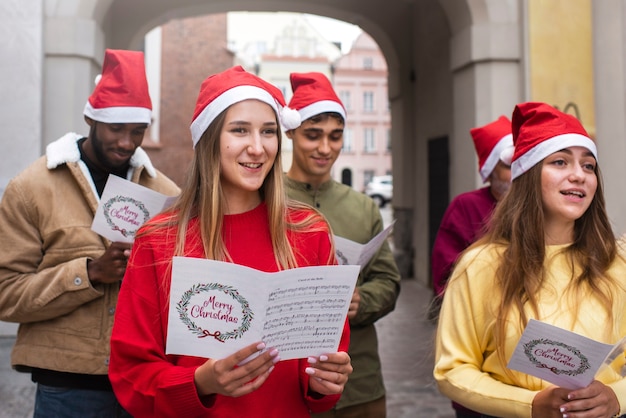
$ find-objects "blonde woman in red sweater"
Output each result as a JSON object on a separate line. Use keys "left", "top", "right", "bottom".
{"left": 109, "top": 66, "right": 353, "bottom": 418}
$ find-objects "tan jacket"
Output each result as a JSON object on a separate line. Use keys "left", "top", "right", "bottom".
{"left": 0, "top": 133, "right": 180, "bottom": 375}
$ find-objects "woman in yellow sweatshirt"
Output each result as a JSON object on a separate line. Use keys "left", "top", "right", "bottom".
{"left": 434, "top": 102, "right": 626, "bottom": 418}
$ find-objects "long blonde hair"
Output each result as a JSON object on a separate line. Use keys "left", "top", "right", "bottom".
{"left": 140, "top": 104, "right": 331, "bottom": 270}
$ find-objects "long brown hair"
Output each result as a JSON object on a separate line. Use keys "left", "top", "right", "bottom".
{"left": 474, "top": 159, "right": 616, "bottom": 372}
{"left": 140, "top": 103, "right": 332, "bottom": 270}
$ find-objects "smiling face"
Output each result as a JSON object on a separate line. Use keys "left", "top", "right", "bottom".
{"left": 286, "top": 113, "right": 344, "bottom": 187}
{"left": 219, "top": 99, "right": 279, "bottom": 213}
{"left": 84, "top": 118, "right": 147, "bottom": 172}
{"left": 541, "top": 146, "right": 597, "bottom": 242}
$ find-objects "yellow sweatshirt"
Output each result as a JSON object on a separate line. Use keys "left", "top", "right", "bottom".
{"left": 434, "top": 243, "right": 626, "bottom": 418}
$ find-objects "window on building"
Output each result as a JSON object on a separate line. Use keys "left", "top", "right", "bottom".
{"left": 341, "top": 168, "right": 352, "bottom": 187}
{"left": 364, "top": 128, "right": 375, "bottom": 152}
{"left": 386, "top": 129, "right": 392, "bottom": 152}
{"left": 363, "top": 170, "right": 375, "bottom": 188}
{"left": 363, "top": 91, "right": 374, "bottom": 112}
{"left": 363, "top": 57, "right": 373, "bottom": 70}
{"left": 339, "top": 91, "right": 351, "bottom": 111}
{"left": 342, "top": 128, "right": 353, "bottom": 152}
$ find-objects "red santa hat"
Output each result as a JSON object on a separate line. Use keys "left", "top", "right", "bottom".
{"left": 288, "top": 72, "right": 347, "bottom": 122}
{"left": 470, "top": 115, "right": 513, "bottom": 182}
{"left": 83, "top": 49, "right": 152, "bottom": 125}
{"left": 190, "top": 66, "right": 301, "bottom": 147}
{"left": 500, "top": 102, "right": 597, "bottom": 180}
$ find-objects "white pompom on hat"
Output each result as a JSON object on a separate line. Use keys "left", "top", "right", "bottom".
{"left": 190, "top": 66, "right": 301, "bottom": 148}
{"left": 505, "top": 102, "right": 597, "bottom": 180}
{"left": 470, "top": 115, "right": 513, "bottom": 182}
{"left": 288, "top": 72, "right": 347, "bottom": 122}
{"left": 83, "top": 49, "right": 152, "bottom": 125}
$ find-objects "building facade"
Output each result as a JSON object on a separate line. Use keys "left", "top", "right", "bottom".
{"left": 146, "top": 13, "right": 234, "bottom": 186}
{"left": 333, "top": 32, "right": 392, "bottom": 191}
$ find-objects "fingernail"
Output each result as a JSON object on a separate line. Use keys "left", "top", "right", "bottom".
{"left": 269, "top": 348, "right": 279, "bottom": 357}
{"left": 268, "top": 365, "right": 275, "bottom": 373}
{"left": 307, "top": 357, "right": 317, "bottom": 364}
{"left": 305, "top": 367, "right": 315, "bottom": 375}
{"left": 320, "top": 355, "right": 328, "bottom": 361}
{"left": 560, "top": 407, "right": 565, "bottom": 413}
{"left": 257, "top": 342, "right": 266, "bottom": 351}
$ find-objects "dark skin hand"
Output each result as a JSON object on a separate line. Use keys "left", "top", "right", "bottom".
{"left": 532, "top": 380, "right": 620, "bottom": 418}
{"left": 87, "top": 242, "right": 132, "bottom": 284}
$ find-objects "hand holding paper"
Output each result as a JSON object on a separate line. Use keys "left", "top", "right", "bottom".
{"left": 166, "top": 257, "right": 360, "bottom": 361}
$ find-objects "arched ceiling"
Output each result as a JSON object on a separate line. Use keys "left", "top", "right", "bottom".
{"left": 101, "top": 0, "right": 419, "bottom": 77}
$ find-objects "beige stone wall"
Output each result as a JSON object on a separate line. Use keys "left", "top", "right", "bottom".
{"left": 528, "top": 0, "right": 595, "bottom": 136}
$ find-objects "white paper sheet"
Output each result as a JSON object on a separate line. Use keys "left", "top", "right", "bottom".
{"left": 166, "top": 257, "right": 360, "bottom": 361}
{"left": 507, "top": 319, "right": 626, "bottom": 389}
{"left": 334, "top": 220, "right": 395, "bottom": 268}
{"left": 91, "top": 175, "right": 177, "bottom": 243}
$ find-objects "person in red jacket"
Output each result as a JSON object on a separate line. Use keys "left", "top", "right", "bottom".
{"left": 430, "top": 116, "right": 512, "bottom": 418}
{"left": 108, "top": 66, "right": 353, "bottom": 418}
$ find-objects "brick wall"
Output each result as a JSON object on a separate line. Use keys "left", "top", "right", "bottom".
{"left": 144, "top": 13, "right": 234, "bottom": 186}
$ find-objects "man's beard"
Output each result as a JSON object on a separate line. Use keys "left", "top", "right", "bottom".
{"left": 90, "top": 124, "right": 131, "bottom": 173}
{"left": 490, "top": 177, "right": 510, "bottom": 201}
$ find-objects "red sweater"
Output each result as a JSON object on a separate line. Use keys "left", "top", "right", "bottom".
{"left": 431, "top": 186, "right": 497, "bottom": 297}
{"left": 109, "top": 203, "right": 349, "bottom": 417}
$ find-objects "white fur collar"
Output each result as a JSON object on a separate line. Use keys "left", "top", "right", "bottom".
{"left": 46, "top": 132, "right": 156, "bottom": 177}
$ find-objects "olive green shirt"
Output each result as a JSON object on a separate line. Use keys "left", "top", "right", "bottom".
{"left": 284, "top": 175, "right": 401, "bottom": 409}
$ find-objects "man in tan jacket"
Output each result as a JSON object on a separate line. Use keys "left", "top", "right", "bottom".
{"left": 0, "top": 49, "right": 179, "bottom": 417}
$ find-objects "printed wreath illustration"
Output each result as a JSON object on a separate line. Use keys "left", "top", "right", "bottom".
{"left": 177, "top": 283, "right": 253, "bottom": 342}
{"left": 103, "top": 195, "right": 150, "bottom": 237}
{"left": 335, "top": 250, "right": 348, "bottom": 265}
{"left": 523, "top": 338, "right": 590, "bottom": 376}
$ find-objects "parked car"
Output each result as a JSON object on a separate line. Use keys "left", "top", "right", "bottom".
{"left": 365, "top": 175, "right": 393, "bottom": 207}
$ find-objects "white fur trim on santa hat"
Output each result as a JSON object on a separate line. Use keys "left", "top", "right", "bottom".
{"left": 479, "top": 133, "right": 513, "bottom": 182}
{"left": 280, "top": 106, "right": 301, "bottom": 130}
{"left": 500, "top": 145, "right": 514, "bottom": 166}
{"left": 190, "top": 85, "right": 280, "bottom": 147}
{"left": 296, "top": 100, "right": 346, "bottom": 123}
{"left": 511, "top": 133, "right": 597, "bottom": 180}
{"left": 83, "top": 102, "right": 152, "bottom": 125}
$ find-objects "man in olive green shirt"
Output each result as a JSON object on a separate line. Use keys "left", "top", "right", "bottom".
{"left": 284, "top": 72, "right": 401, "bottom": 418}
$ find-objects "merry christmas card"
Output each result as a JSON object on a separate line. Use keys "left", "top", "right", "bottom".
{"left": 333, "top": 220, "right": 395, "bottom": 269}
{"left": 507, "top": 319, "right": 626, "bottom": 389}
{"left": 166, "top": 257, "right": 360, "bottom": 361}
{"left": 91, "top": 175, "right": 177, "bottom": 243}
